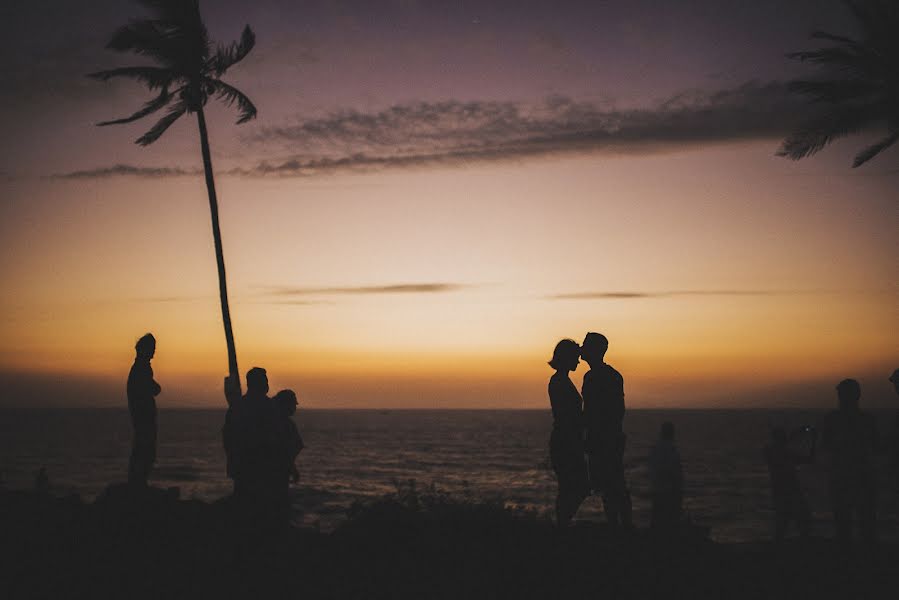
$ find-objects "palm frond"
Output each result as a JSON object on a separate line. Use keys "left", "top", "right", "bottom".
{"left": 136, "top": 101, "right": 188, "bottom": 145}
{"left": 111, "top": 20, "right": 210, "bottom": 69}
{"left": 809, "top": 31, "right": 865, "bottom": 49}
{"left": 778, "top": 108, "right": 876, "bottom": 160}
{"left": 86, "top": 65, "right": 175, "bottom": 89}
{"left": 97, "top": 87, "right": 173, "bottom": 126}
{"left": 788, "top": 79, "right": 882, "bottom": 104}
{"left": 852, "top": 130, "right": 899, "bottom": 166}
{"left": 137, "top": 0, "right": 200, "bottom": 20}
{"left": 210, "top": 25, "right": 256, "bottom": 76}
{"left": 845, "top": 0, "right": 896, "bottom": 42}
{"left": 786, "top": 46, "right": 875, "bottom": 72}
{"left": 210, "top": 80, "right": 257, "bottom": 123}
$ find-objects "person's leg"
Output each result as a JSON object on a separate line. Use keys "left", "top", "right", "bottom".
{"left": 611, "top": 454, "right": 633, "bottom": 528}
{"left": 557, "top": 481, "right": 578, "bottom": 527}
{"left": 128, "top": 424, "right": 153, "bottom": 487}
{"left": 858, "top": 478, "right": 877, "bottom": 545}
{"left": 795, "top": 493, "right": 811, "bottom": 539}
{"left": 832, "top": 483, "right": 852, "bottom": 546}
{"left": 774, "top": 503, "right": 788, "bottom": 542}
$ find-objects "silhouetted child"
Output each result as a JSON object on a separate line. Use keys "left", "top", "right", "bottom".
{"left": 273, "top": 389, "right": 303, "bottom": 527}
{"left": 648, "top": 421, "right": 683, "bottom": 531}
{"left": 765, "top": 426, "right": 815, "bottom": 542}
{"left": 34, "top": 467, "right": 49, "bottom": 495}
{"left": 274, "top": 390, "right": 304, "bottom": 483}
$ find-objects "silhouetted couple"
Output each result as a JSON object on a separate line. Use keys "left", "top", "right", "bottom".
{"left": 548, "top": 332, "right": 632, "bottom": 529}
{"left": 223, "top": 367, "right": 303, "bottom": 531}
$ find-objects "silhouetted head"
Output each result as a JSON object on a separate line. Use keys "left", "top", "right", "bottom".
{"left": 836, "top": 378, "right": 861, "bottom": 412}
{"left": 246, "top": 367, "right": 269, "bottom": 396}
{"left": 549, "top": 339, "right": 580, "bottom": 372}
{"left": 135, "top": 333, "right": 156, "bottom": 359}
{"left": 580, "top": 332, "right": 608, "bottom": 365}
{"left": 275, "top": 389, "right": 298, "bottom": 416}
{"left": 890, "top": 369, "right": 899, "bottom": 396}
{"left": 771, "top": 427, "right": 787, "bottom": 445}
{"left": 660, "top": 421, "right": 675, "bottom": 441}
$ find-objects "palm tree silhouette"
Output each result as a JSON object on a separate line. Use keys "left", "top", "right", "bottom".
{"left": 778, "top": 0, "right": 898, "bottom": 167}
{"left": 89, "top": 0, "right": 256, "bottom": 394}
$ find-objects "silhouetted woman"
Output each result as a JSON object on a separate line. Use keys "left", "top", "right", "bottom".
{"left": 548, "top": 339, "right": 587, "bottom": 527}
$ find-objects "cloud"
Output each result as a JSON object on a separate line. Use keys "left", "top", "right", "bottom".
{"left": 49, "top": 80, "right": 816, "bottom": 180}
{"left": 549, "top": 290, "right": 808, "bottom": 300}
{"left": 235, "top": 80, "right": 807, "bottom": 177}
{"left": 264, "top": 283, "right": 472, "bottom": 296}
{"left": 52, "top": 164, "right": 203, "bottom": 179}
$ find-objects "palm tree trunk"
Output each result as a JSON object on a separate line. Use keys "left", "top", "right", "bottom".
{"left": 196, "top": 107, "right": 241, "bottom": 398}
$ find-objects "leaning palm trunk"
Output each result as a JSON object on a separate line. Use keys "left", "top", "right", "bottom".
{"left": 89, "top": 1, "right": 257, "bottom": 399}
{"left": 196, "top": 108, "right": 240, "bottom": 388}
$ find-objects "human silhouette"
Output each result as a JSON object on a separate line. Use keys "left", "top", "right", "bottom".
{"left": 34, "top": 467, "right": 49, "bottom": 495}
{"left": 764, "top": 426, "right": 816, "bottom": 542}
{"left": 822, "top": 378, "right": 879, "bottom": 546}
{"left": 274, "top": 390, "right": 304, "bottom": 484}
{"left": 274, "top": 389, "right": 304, "bottom": 526}
{"left": 547, "top": 339, "right": 588, "bottom": 527}
{"left": 580, "top": 332, "right": 633, "bottom": 530}
{"left": 127, "top": 333, "right": 161, "bottom": 488}
{"left": 228, "top": 368, "right": 271, "bottom": 494}
{"left": 889, "top": 369, "right": 899, "bottom": 488}
{"left": 648, "top": 422, "right": 683, "bottom": 532}
{"left": 226, "top": 367, "right": 291, "bottom": 531}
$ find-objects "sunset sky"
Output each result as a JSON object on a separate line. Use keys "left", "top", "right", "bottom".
{"left": 1, "top": 0, "right": 896, "bottom": 408}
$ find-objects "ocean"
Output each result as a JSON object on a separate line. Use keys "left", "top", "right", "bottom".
{"left": 1, "top": 408, "right": 896, "bottom": 543}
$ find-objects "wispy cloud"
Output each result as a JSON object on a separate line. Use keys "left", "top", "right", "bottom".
{"left": 52, "top": 164, "right": 202, "bottom": 179}
{"left": 49, "top": 80, "right": 815, "bottom": 180}
{"left": 234, "top": 80, "right": 806, "bottom": 177}
{"left": 549, "top": 289, "right": 812, "bottom": 300}
{"left": 264, "top": 283, "right": 472, "bottom": 296}
{"left": 138, "top": 295, "right": 203, "bottom": 303}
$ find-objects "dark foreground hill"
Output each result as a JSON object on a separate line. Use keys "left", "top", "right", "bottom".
{"left": 1, "top": 484, "right": 896, "bottom": 600}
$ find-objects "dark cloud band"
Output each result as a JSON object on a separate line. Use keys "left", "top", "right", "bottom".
{"left": 52, "top": 80, "right": 815, "bottom": 179}
{"left": 549, "top": 290, "right": 809, "bottom": 300}
{"left": 53, "top": 164, "right": 202, "bottom": 179}
{"left": 264, "top": 283, "right": 471, "bottom": 296}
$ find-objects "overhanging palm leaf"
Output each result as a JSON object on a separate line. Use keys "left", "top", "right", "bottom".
{"left": 96, "top": 87, "right": 173, "bottom": 126}
{"left": 779, "top": 0, "right": 899, "bottom": 167}
{"left": 89, "top": 0, "right": 257, "bottom": 396}
{"left": 136, "top": 100, "right": 188, "bottom": 145}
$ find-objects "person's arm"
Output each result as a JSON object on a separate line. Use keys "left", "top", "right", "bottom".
{"left": 146, "top": 365, "right": 161, "bottom": 396}
{"left": 580, "top": 372, "right": 592, "bottom": 431}
{"left": 674, "top": 449, "right": 684, "bottom": 492}
{"left": 870, "top": 416, "right": 881, "bottom": 454}
{"left": 610, "top": 367, "right": 625, "bottom": 423}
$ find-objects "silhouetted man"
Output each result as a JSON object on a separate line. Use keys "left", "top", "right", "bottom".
{"left": 228, "top": 367, "right": 283, "bottom": 529}
{"left": 127, "top": 333, "right": 161, "bottom": 488}
{"left": 765, "top": 426, "right": 815, "bottom": 542}
{"left": 581, "top": 332, "right": 633, "bottom": 530}
{"left": 822, "top": 378, "right": 878, "bottom": 546}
